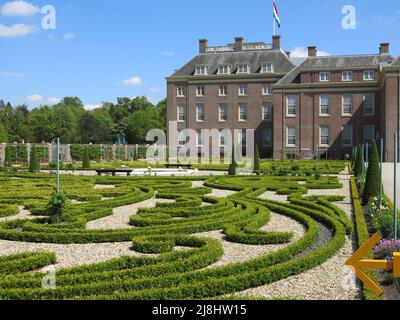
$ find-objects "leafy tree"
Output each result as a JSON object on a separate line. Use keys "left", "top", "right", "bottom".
{"left": 80, "top": 110, "right": 113, "bottom": 144}
{"left": 28, "top": 145, "right": 40, "bottom": 173}
{"left": 82, "top": 146, "right": 91, "bottom": 169}
{"left": 353, "top": 145, "right": 365, "bottom": 179}
{"left": 0, "top": 123, "right": 8, "bottom": 143}
{"left": 362, "top": 141, "right": 381, "bottom": 205}
{"left": 253, "top": 145, "right": 261, "bottom": 173}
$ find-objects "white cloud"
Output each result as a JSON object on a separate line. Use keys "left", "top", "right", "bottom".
{"left": 26, "top": 94, "right": 43, "bottom": 103}
{"left": 162, "top": 51, "right": 175, "bottom": 57}
{"left": 290, "top": 47, "right": 330, "bottom": 58}
{"left": 84, "top": 104, "right": 102, "bottom": 111}
{"left": 47, "top": 97, "right": 60, "bottom": 105}
{"left": 148, "top": 87, "right": 161, "bottom": 93}
{"left": 63, "top": 33, "right": 76, "bottom": 40}
{"left": 0, "top": 23, "right": 36, "bottom": 37}
{"left": 1, "top": 0, "right": 40, "bottom": 16}
{"left": 122, "top": 76, "right": 143, "bottom": 87}
{"left": 0, "top": 71, "right": 23, "bottom": 78}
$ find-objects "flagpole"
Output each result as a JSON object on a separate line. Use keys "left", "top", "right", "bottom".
{"left": 273, "top": 1, "right": 276, "bottom": 36}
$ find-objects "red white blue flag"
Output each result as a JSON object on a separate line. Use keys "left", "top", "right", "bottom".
{"left": 273, "top": 1, "right": 281, "bottom": 28}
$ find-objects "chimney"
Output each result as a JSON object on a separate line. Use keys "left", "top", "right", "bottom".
{"left": 272, "top": 35, "right": 281, "bottom": 50}
{"left": 308, "top": 46, "right": 317, "bottom": 57}
{"left": 235, "top": 37, "right": 244, "bottom": 52}
{"left": 379, "top": 43, "right": 390, "bottom": 55}
{"left": 199, "top": 39, "right": 208, "bottom": 54}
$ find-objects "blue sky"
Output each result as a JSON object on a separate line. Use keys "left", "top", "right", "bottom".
{"left": 0, "top": 0, "right": 399, "bottom": 109}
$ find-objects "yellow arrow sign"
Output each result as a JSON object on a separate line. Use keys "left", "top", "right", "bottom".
{"left": 346, "top": 233, "right": 400, "bottom": 296}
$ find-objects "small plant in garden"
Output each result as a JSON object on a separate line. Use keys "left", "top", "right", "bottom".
{"left": 82, "top": 147, "right": 91, "bottom": 169}
{"left": 374, "top": 239, "right": 400, "bottom": 260}
{"left": 46, "top": 191, "right": 68, "bottom": 224}
{"left": 353, "top": 145, "right": 365, "bottom": 180}
{"left": 253, "top": 145, "right": 261, "bottom": 173}
{"left": 28, "top": 145, "right": 40, "bottom": 173}
{"left": 362, "top": 141, "right": 381, "bottom": 205}
{"left": 367, "top": 197, "right": 396, "bottom": 238}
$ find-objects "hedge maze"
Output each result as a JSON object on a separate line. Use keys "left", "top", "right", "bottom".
{"left": 0, "top": 171, "right": 356, "bottom": 300}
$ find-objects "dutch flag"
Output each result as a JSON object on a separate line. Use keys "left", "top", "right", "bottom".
{"left": 273, "top": 1, "right": 281, "bottom": 28}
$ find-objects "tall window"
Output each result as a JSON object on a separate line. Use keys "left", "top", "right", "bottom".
{"left": 218, "top": 65, "right": 230, "bottom": 75}
{"left": 320, "top": 72, "right": 330, "bottom": 82}
{"left": 342, "top": 126, "right": 353, "bottom": 146}
{"left": 363, "top": 94, "right": 375, "bottom": 115}
{"left": 262, "top": 84, "right": 272, "bottom": 95}
{"left": 342, "top": 71, "right": 353, "bottom": 81}
{"left": 195, "top": 65, "right": 208, "bottom": 75}
{"left": 177, "top": 86, "right": 186, "bottom": 97}
{"left": 363, "top": 70, "right": 375, "bottom": 81}
{"left": 239, "top": 84, "right": 248, "bottom": 96}
{"left": 287, "top": 127, "right": 297, "bottom": 146}
{"left": 320, "top": 95, "right": 330, "bottom": 115}
{"left": 219, "top": 130, "right": 226, "bottom": 147}
{"left": 363, "top": 125, "right": 375, "bottom": 143}
{"left": 239, "top": 104, "right": 248, "bottom": 121}
{"left": 262, "top": 102, "right": 272, "bottom": 121}
{"left": 237, "top": 64, "right": 250, "bottom": 74}
{"left": 196, "top": 104, "right": 205, "bottom": 122}
{"left": 219, "top": 85, "right": 228, "bottom": 96}
{"left": 287, "top": 96, "right": 297, "bottom": 116}
{"left": 262, "top": 128, "right": 272, "bottom": 147}
{"left": 239, "top": 129, "right": 247, "bottom": 148}
{"left": 178, "top": 130, "right": 186, "bottom": 146}
{"left": 196, "top": 86, "right": 205, "bottom": 97}
{"left": 261, "top": 63, "right": 274, "bottom": 73}
{"left": 320, "top": 126, "right": 330, "bottom": 146}
{"left": 219, "top": 104, "right": 228, "bottom": 122}
{"left": 342, "top": 95, "right": 353, "bottom": 115}
{"left": 177, "top": 105, "right": 186, "bottom": 122}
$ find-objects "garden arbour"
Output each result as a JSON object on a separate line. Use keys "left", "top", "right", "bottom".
{"left": 0, "top": 169, "right": 356, "bottom": 300}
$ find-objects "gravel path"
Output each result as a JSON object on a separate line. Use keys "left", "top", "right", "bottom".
{"left": 0, "top": 207, "right": 45, "bottom": 223}
{"left": 258, "top": 191, "right": 289, "bottom": 203}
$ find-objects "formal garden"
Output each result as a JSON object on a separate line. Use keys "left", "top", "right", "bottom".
{"left": 0, "top": 142, "right": 398, "bottom": 300}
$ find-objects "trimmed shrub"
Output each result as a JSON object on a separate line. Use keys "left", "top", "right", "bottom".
{"left": 47, "top": 191, "right": 68, "bottom": 224}
{"left": 253, "top": 145, "right": 261, "bottom": 173}
{"left": 228, "top": 146, "right": 239, "bottom": 176}
{"left": 82, "top": 147, "right": 91, "bottom": 169}
{"left": 362, "top": 141, "right": 381, "bottom": 205}
{"left": 28, "top": 145, "right": 41, "bottom": 173}
{"left": 353, "top": 145, "right": 365, "bottom": 179}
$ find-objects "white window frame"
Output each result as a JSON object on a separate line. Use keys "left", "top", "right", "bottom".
{"left": 178, "top": 130, "right": 186, "bottom": 146}
{"left": 320, "top": 126, "right": 330, "bottom": 147}
{"left": 342, "top": 95, "right": 353, "bottom": 116}
{"left": 219, "top": 104, "right": 228, "bottom": 122}
{"left": 262, "top": 128, "right": 272, "bottom": 147}
{"left": 363, "top": 125, "right": 375, "bottom": 144}
{"left": 219, "top": 130, "right": 226, "bottom": 147}
{"left": 177, "top": 105, "right": 186, "bottom": 122}
{"left": 196, "top": 130, "right": 204, "bottom": 148}
{"left": 238, "top": 104, "right": 248, "bottom": 122}
{"left": 262, "top": 102, "right": 272, "bottom": 121}
{"left": 319, "top": 95, "right": 330, "bottom": 116}
{"left": 363, "top": 94, "right": 375, "bottom": 116}
{"left": 196, "top": 104, "right": 205, "bottom": 122}
{"left": 218, "top": 65, "right": 230, "bottom": 75}
{"left": 286, "top": 96, "right": 297, "bottom": 117}
{"left": 342, "top": 125, "right": 353, "bottom": 147}
{"left": 195, "top": 65, "right": 208, "bottom": 76}
{"left": 342, "top": 71, "right": 353, "bottom": 82}
{"left": 262, "top": 84, "right": 272, "bottom": 96}
{"left": 237, "top": 64, "right": 250, "bottom": 74}
{"left": 286, "top": 127, "right": 297, "bottom": 147}
{"left": 219, "top": 85, "right": 228, "bottom": 96}
{"left": 320, "top": 72, "right": 331, "bottom": 82}
{"left": 196, "top": 86, "right": 205, "bottom": 97}
{"left": 177, "top": 86, "right": 186, "bottom": 97}
{"left": 363, "top": 70, "right": 375, "bottom": 81}
{"left": 238, "top": 84, "right": 248, "bottom": 96}
{"left": 260, "top": 63, "right": 274, "bottom": 73}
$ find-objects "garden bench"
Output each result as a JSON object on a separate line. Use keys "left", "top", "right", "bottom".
{"left": 164, "top": 164, "right": 193, "bottom": 169}
{"left": 96, "top": 169, "right": 133, "bottom": 176}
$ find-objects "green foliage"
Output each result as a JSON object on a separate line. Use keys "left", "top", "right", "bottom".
{"left": 253, "top": 145, "right": 261, "bottom": 173}
{"left": 353, "top": 145, "right": 365, "bottom": 179}
{"left": 82, "top": 147, "right": 91, "bottom": 169}
{"left": 133, "top": 148, "right": 139, "bottom": 161}
{"left": 46, "top": 191, "right": 68, "bottom": 224}
{"left": 362, "top": 141, "right": 381, "bottom": 205}
{"left": 28, "top": 145, "right": 40, "bottom": 173}
{"left": 5, "top": 145, "right": 28, "bottom": 163}
{"left": 228, "top": 147, "right": 239, "bottom": 176}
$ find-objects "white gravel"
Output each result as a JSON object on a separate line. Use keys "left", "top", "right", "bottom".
{"left": 258, "top": 191, "right": 289, "bottom": 203}
{"left": 0, "top": 207, "right": 45, "bottom": 223}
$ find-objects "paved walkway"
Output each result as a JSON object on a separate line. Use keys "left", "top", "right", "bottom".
{"left": 382, "top": 163, "right": 400, "bottom": 207}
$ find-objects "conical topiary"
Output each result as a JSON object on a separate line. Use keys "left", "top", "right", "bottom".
{"left": 253, "top": 145, "right": 261, "bottom": 173}
{"left": 362, "top": 141, "right": 381, "bottom": 205}
{"left": 4, "top": 147, "right": 12, "bottom": 169}
{"left": 228, "top": 146, "right": 239, "bottom": 176}
{"left": 133, "top": 148, "right": 139, "bottom": 161}
{"left": 28, "top": 145, "right": 40, "bottom": 173}
{"left": 353, "top": 145, "right": 365, "bottom": 179}
{"left": 82, "top": 146, "right": 91, "bottom": 169}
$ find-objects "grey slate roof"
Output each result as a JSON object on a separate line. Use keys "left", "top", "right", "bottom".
{"left": 278, "top": 54, "right": 394, "bottom": 84}
{"left": 170, "top": 50, "right": 295, "bottom": 77}
{"left": 393, "top": 56, "right": 400, "bottom": 66}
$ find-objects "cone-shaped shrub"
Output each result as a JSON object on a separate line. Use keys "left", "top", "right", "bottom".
{"left": 253, "top": 145, "right": 261, "bottom": 173}
{"left": 3, "top": 147, "right": 12, "bottom": 170}
{"left": 28, "top": 145, "right": 40, "bottom": 173}
{"left": 363, "top": 141, "right": 381, "bottom": 205}
{"left": 353, "top": 145, "right": 365, "bottom": 179}
{"left": 133, "top": 148, "right": 139, "bottom": 161}
{"left": 82, "top": 147, "right": 91, "bottom": 169}
{"left": 228, "top": 146, "right": 239, "bottom": 176}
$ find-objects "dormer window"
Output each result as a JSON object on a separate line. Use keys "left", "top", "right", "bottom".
{"left": 260, "top": 63, "right": 274, "bottom": 73}
{"left": 363, "top": 70, "right": 375, "bottom": 81}
{"left": 342, "top": 71, "right": 353, "bottom": 82}
{"left": 195, "top": 65, "right": 208, "bottom": 76}
{"left": 237, "top": 64, "right": 250, "bottom": 74}
{"left": 218, "top": 65, "right": 231, "bottom": 75}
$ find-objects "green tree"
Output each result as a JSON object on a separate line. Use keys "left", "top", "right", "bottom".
{"left": 28, "top": 145, "right": 40, "bottom": 173}
{"left": 0, "top": 123, "right": 8, "bottom": 143}
{"left": 253, "top": 145, "right": 261, "bottom": 173}
{"left": 133, "top": 148, "right": 139, "bottom": 161}
{"left": 353, "top": 145, "right": 365, "bottom": 179}
{"left": 82, "top": 146, "right": 91, "bottom": 169}
{"left": 47, "top": 191, "right": 68, "bottom": 224}
{"left": 80, "top": 110, "right": 113, "bottom": 144}
{"left": 362, "top": 141, "right": 381, "bottom": 204}
{"left": 228, "top": 146, "right": 239, "bottom": 176}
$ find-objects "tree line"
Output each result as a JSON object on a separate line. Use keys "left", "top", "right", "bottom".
{"left": 0, "top": 96, "right": 167, "bottom": 145}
